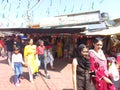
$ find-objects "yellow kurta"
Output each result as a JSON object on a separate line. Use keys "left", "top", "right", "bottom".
{"left": 24, "top": 45, "right": 38, "bottom": 74}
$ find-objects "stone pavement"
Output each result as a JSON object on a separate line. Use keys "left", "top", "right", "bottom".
{"left": 0, "top": 56, "right": 73, "bottom": 90}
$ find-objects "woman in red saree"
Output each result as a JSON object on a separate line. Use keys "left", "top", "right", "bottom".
{"left": 89, "top": 38, "right": 116, "bottom": 90}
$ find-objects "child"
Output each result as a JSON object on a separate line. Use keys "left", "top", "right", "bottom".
{"left": 11, "top": 47, "right": 24, "bottom": 86}
{"left": 36, "top": 40, "right": 50, "bottom": 79}
{"left": 45, "top": 46, "right": 55, "bottom": 70}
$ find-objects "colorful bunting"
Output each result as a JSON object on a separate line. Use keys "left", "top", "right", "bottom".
{"left": 50, "top": 0, "right": 52, "bottom": 6}
{"left": 16, "top": 12, "right": 18, "bottom": 18}
{"left": 16, "top": 2, "right": 20, "bottom": 9}
{"left": 91, "top": 2, "right": 94, "bottom": 9}
{"left": 20, "top": 22, "right": 23, "bottom": 27}
{"left": 64, "top": 6, "right": 66, "bottom": 12}
{"left": 71, "top": 5, "right": 74, "bottom": 13}
{"left": 59, "top": 0, "right": 61, "bottom": 5}
{"left": 99, "top": 0, "right": 104, "bottom": 4}
{"left": 22, "top": 14, "right": 24, "bottom": 18}
{"left": 9, "top": 3, "right": 11, "bottom": 12}
{"left": 2, "top": 13, "right": 5, "bottom": 18}
{"left": 0, "top": 0, "right": 113, "bottom": 28}
{"left": 7, "top": 23, "right": 9, "bottom": 27}
{"left": 32, "top": 11, "right": 34, "bottom": 17}
{"left": 80, "top": 5, "right": 82, "bottom": 11}
{"left": 46, "top": 8, "right": 50, "bottom": 16}
{"left": 2, "top": 0, "right": 4, "bottom": 3}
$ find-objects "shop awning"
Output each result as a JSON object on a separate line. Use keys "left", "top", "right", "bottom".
{"left": 82, "top": 25, "right": 120, "bottom": 36}
{"left": 0, "top": 27, "right": 85, "bottom": 34}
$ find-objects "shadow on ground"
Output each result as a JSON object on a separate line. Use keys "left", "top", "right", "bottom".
{"left": 45, "top": 58, "right": 72, "bottom": 72}
{"left": 0, "top": 57, "right": 8, "bottom": 65}
{"left": 9, "top": 71, "right": 29, "bottom": 84}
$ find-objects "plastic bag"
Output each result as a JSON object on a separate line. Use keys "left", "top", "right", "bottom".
{"left": 36, "top": 54, "right": 41, "bottom": 67}
{"left": 108, "top": 59, "right": 119, "bottom": 81}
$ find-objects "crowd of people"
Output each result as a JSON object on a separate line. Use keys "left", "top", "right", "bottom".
{"left": 0, "top": 34, "right": 120, "bottom": 89}
{"left": 0, "top": 35, "right": 57, "bottom": 86}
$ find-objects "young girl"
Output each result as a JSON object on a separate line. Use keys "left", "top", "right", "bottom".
{"left": 72, "top": 44, "right": 95, "bottom": 90}
{"left": 12, "top": 47, "right": 24, "bottom": 86}
{"left": 45, "top": 46, "right": 55, "bottom": 70}
{"left": 36, "top": 40, "right": 50, "bottom": 79}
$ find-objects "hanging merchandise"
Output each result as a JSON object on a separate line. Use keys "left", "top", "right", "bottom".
{"left": 111, "top": 35, "right": 120, "bottom": 46}
{"left": 117, "top": 53, "right": 120, "bottom": 63}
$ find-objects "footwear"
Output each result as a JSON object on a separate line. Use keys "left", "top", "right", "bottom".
{"left": 30, "top": 80, "right": 34, "bottom": 83}
{"left": 45, "top": 75, "right": 50, "bottom": 79}
{"left": 35, "top": 73, "right": 40, "bottom": 77}
{"left": 15, "top": 82, "right": 20, "bottom": 86}
{"left": 33, "top": 74, "right": 36, "bottom": 79}
{"left": 18, "top": 75, "right": 24, "bottom": 80}
{"left": 21, "top": 76, "right": 24, "bottom": 79}
{"left": 33, "top": 73, "right": 40, "bottom": 79}
{"left": 51, "top": 66, "right": 55, "bottom": 70}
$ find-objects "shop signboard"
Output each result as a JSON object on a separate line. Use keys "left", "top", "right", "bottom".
{"left": 40, "top": 11, "right": 101, "bottom": 28}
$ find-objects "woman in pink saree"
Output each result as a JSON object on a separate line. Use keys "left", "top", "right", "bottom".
{"left": 89, "top": 38, "right": 116, "bottom": 90}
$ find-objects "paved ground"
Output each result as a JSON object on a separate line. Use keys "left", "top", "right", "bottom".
{"left": 0, "top": 56, "right": 73, "bottom": 90}
{"left": 1, "top": 56, "right": 120, "bottom": 90}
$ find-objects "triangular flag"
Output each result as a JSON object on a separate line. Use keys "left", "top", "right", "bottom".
{"left": 7, "top": 23, "right": 9, "bottom": 27}
{"left": 17, "top": 4, "right": 20, "bottom": 9}
{"left": 2, "top": 0, "right": 4, "bottom": 3}
{"left": 2, "top": 13, "right": 5, "bottom": 18}
{"left": 16, "top": 13, "right": 18, "bottom": 18}
{"left": 50, "top": 0, "right": 52, "bottom": 6}
{"left": 21, "top": 23, "right": 23, "bottom": 27}
{"left": 80, "top": 5, "right": 82, "bottom": 11}
{"left": 46, "top": 8, "right": 50, "bottom": 16}
{"left": 91, "top": 2, "right": 94, "bottom": 9}
{"left": 99, "top": 0, "right": 104, "bottom": 4}
{"left": 9, "top": 3, "right": 11, "bottom": 12}
{"left": 59, "top": 0, "right": 61, "bottom": 5}
{"left": 64, "top": 6, "right": 66, "bottom": 12}
{"left": 71, "top": 5, "right": 74, "bottom": 13}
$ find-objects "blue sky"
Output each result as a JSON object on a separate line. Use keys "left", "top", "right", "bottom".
{"left": 0, "top": 0, "right": 120, "bottom": 28}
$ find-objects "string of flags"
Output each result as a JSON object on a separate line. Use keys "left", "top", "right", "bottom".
{"left": 0, "top": 0, "right": 105, "bottom": 27}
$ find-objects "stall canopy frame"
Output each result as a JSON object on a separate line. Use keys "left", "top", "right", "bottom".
{"left": 0, "top": 27, "right": 86, "bottom": 34}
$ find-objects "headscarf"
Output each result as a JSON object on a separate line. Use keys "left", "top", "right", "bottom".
{"left": 77, "top": 44, "right": 90, "bottom": 70}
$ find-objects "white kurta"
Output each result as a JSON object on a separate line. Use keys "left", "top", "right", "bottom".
{"left": 44, "top": 49, "right": 54, "bottom": 65}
